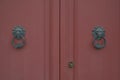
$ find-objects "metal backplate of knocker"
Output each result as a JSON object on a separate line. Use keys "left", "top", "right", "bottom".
{"left": 92, "top": 26, "right": 106, "bottom": 49}
{"left": 12, "top": 26, "right": 26, "bottom": 49}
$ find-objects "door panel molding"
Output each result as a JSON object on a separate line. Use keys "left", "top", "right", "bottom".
{"left": 60, "top": 0, "right": 76, "bottom": 80}
{"left": 44, "top": 0, "right": 60, "bottom": 80}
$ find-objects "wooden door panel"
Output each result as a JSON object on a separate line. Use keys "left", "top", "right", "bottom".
{"left": 0, "top": 0, "right": 59, "bottom": 80}
{"left": 74, "top": 1, "right": 120, "bottom": 80}
{"left": 60, "top": 0, "right": 120, "bottom": 80}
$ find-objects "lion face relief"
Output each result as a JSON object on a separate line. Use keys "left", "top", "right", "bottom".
{"left": 12, "top": 26, "right": 26, "bottom": 39}
{"left": 92, "top": 26, "right": 105, "bottom": 40}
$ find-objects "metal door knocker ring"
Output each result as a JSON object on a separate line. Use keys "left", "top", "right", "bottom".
{"left": 92, "top": 26, "right": 106, "bottom": 49}
{"left": 11, "top": 26, "right": 26, "bottom": 49}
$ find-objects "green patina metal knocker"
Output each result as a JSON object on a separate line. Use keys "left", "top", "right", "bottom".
{"left": 92, "top": 26, "right": 106, "bottom": 49}
{"left": 11, "top": 26, "right": 26, "bottom": 49}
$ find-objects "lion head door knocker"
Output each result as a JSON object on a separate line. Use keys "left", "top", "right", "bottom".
{"left": 11, "top": 26, "right": 26, "bottom": 49}
{"left": 92, "top": 26, "right": 106, "bottom": 49}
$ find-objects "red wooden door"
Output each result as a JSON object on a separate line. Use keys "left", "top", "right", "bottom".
{"left": 0, "top": 0, "right": 59, "bottom": 80}
{"left": 0, "top": 0, "right": 120, "bottom": 80}
{"left": 60, "top": 0, "right": 120, "bottom": 80}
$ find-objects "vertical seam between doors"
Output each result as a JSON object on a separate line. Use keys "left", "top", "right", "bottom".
{"left": 59, "top": 0, "right": 61, "bottom": 80}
